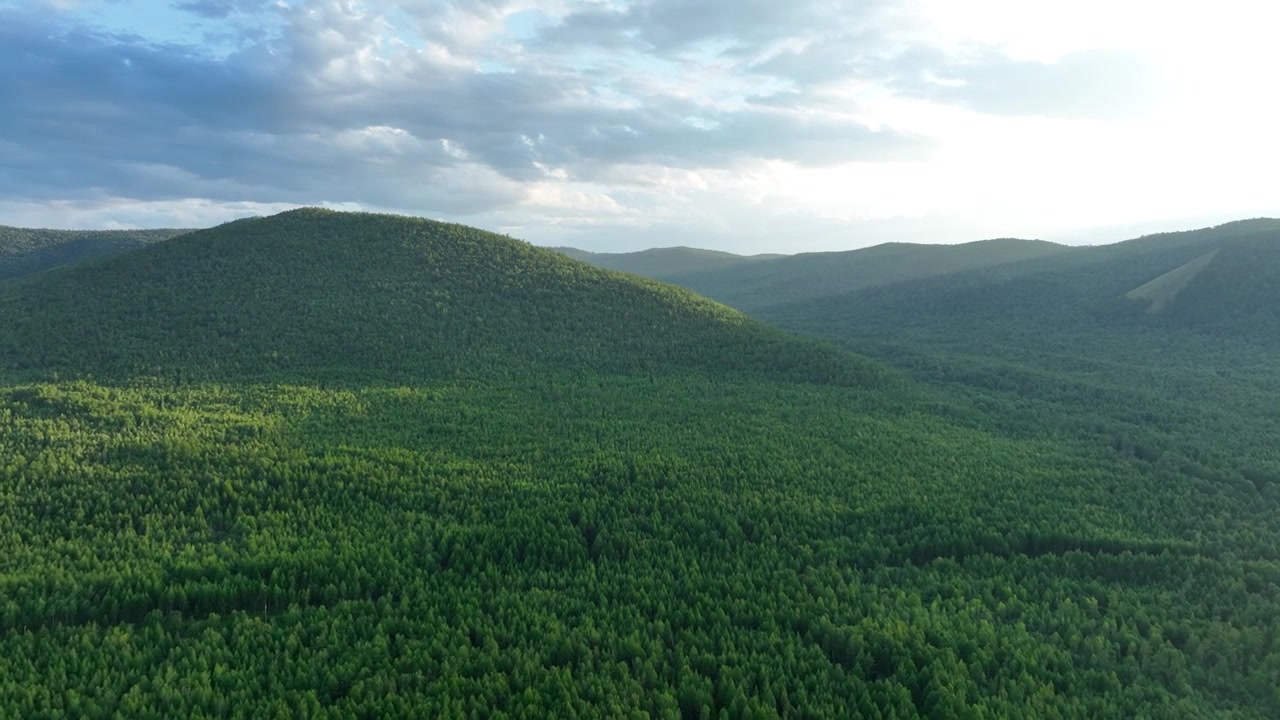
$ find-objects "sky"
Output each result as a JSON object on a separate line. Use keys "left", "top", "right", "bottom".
{"left": 1, "top": 0, "right": 1277, "bottom": 252}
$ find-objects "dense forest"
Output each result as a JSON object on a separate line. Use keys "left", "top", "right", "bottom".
{"left": 1, "top": 210, "right": 1278, "bottom": 717}
{"left": 560, "top": 238, "right": 1070, "bottom": 313}
{"left": 0, "top": 226, "right": 189, "bottom": 280}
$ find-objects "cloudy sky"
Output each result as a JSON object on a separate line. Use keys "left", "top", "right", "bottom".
{"left": 2, "top": 0, "right": 1277, "bottom": 251}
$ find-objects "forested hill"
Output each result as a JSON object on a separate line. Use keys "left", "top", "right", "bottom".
{"left": 0, "top": 225, "right": 190, "bottom": 280}
{"left": 762, "top": 218, "right": 1280, "bottom": 345}
{"left": 571, "top": 237, "right": 1071, "bottom": 313}
{"left": 1133, "top": 231, "right": 1280, "bottom": 336}
{"left": 551, "top": 245, "right": 781, "bottom": 279}
{"left": 0, "top": 208, "right": 881, "bottom": 386}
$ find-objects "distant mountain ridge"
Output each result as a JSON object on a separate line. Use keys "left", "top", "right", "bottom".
{"left": 556, "top": 219, "right": 1280, "bottom": 320}
{"left": 559, "top": 237, "right": 1071, "bottom": 312}
{"left": 0, "top": 225, "right": 191, "bottom": 280}
{"left": 550, "top": 245, "right": 783, "bottom": 279}
{"left": 758, "top": 217, "right": 1280, "bottom": 346}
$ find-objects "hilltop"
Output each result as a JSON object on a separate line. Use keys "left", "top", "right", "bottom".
{"left": 0, "top": 209, "right": 879, "bottom": 386}
{"left": 0, "top": 225, "right": 190, "bottom": 280}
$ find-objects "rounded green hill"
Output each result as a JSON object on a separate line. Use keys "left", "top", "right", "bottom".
{"left": 0, "top": 208, "right": 883, "bottom": 387}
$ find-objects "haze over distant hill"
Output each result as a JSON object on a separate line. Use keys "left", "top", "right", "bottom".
{"left": 761, "top": 218, "right": 1280, "bottom": 346}
{"left": 0, "top": 226, "right": 191, "bottom": 280}
{"left": 560, "top": 237, "right": 1071, "bottom": 312}
{"left": 550, "top": 245, "right": 783, "bottom": 279}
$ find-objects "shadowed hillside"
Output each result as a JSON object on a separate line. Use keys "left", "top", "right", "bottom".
{"left": 1150, "top": 231, "right": 1280, "bottom": 336}
{"left": 0, "top": 209, "right": 880, "bottom": 386}
{"left": 1124, "top": 250, "right": 1219, "bottom": 313}
{"left": 763, "top": 218, "right": 1280, "bottom": 344}
{"left": 552, "top": 245, "right": 782, "bottom": 278}
{"left": 571, "top": 237, "right": 1071, "bottom": 312}
{"left": 0, "top": 225, "right": 190, "bottom": 279}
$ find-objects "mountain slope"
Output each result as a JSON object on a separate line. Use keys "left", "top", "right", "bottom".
{"left": 551, "top": 245, "right": 782, "bottom": 278}
{"left": 752, "top": 221, "right": 1280, "bottom": 453}
{"left": 2, "top": 210, "right": 1279, "bottom": 717}
{"left": 763, "top": 218, "right": 1280, "bottom": 345}
{"left": 0, "top": 225, "right": 190, "bottom": 279}
{"left": 615, "top": 237, "right": 1071, "bottom": 312}
{"left": 750, "top": 220, "right": 1280, "bottom": 611}
{"left": 1124, "top": 250, "right": 1219, "bottom": 313}
{"left": 0, "top": 209, "right": 878, "bottom": 386}
{"left": 1147, "top": 232, "right": 1280, "bottom": 336}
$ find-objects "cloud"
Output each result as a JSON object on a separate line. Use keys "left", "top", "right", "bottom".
{"left": 744, "top": 32, "right": 1164, "bottom": 121}
{"left": 0, "top": 4, "right": 514, "bottom": 212}
{"left": 891, "top": 49, "right": 1166, "bottom": 119}
{"left": 0, "top": 1, "right": 923, "bottom": 218}
{"left": 1, "top": 0, "right": 1274, "bottom": 247}
{"left": 173, "top": 0, "right": 273, "bottom": 19}
{"left": 0, "top": 197, "right": 326, "bottom": 230}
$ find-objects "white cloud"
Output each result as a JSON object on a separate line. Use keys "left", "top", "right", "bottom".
{"left": 0, "top": 0, "right": 1275, "bottom": 249}
{"left": 0, "top": 197, "right": 325, "bottom": 230}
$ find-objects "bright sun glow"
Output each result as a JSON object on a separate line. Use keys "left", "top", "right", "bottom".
{"left": 7, "top": 0, "right": 1279, "bottom": 247}
{"left": 759, "top": 0, "right": 1280, "bottom": 241}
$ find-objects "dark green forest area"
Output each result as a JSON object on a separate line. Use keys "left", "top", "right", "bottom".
{"left": 757, "top": 221, "right": 1280, "bottom": 480}
{"left": 563, "top": 239, "right": 1069, "bottom": 314}
{"left": 1, "top": 211, "right": 1278, "bottom": 718}
{"left": 0, "top": 226, "right": 189, "bottom": 281}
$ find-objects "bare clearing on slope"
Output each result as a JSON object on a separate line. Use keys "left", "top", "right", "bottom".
{"left": 1125, "top": 249, "right": 1219, "bottom": 313}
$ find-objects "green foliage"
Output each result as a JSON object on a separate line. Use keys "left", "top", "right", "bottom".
{"left": 573, "top": 238, "right": 1071, "bottom": 313}
{"left": 1124, "top": 250, "right": 1219, "bottom": 313}
{"left": 2, "top": 376, "right": 1278, "bottom": 718}
{"left": 760, "top": 219, "right": 1280, "bottom": 341}
{"left": 1156, "top": 234, "right": 1280, "bottom": 337}
{"left": 0, "top": 226, "right": 188, "bottom": 280}
{"left": 748, "top": 222, "right": 1280, "bottom": 522}
{"left": 1, "top": 210, "right": 1278, "bottom": 717}
{"left": 677, "top": 219, "right": 1280, "bottom": 718}
{"left": 0, "top": 209, "right": 883, "bottom": 388}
